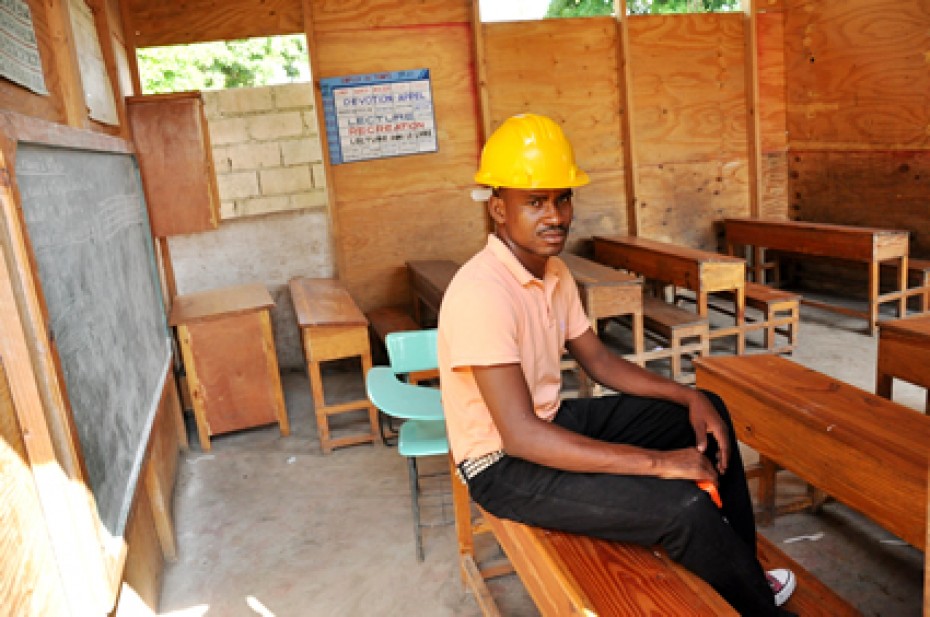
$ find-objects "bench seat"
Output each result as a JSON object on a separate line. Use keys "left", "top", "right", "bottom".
{"left": 454, "top": 477, "right": 861, "bottom": 616}
{"left": 636, "top": 296, "right": 709, "bottom": 383}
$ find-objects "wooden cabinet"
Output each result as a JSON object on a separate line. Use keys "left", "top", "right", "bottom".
{"left": 169, "top": 284, "right": 289, "bottom": 451}
{"left": 127, "top": 92, "right": 220, "bottom": 236}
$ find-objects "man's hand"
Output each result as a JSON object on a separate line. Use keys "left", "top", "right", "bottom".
{"left": 688, "top": 391, "right": 730, "bottom": 475}
{"left": 654, "top": 447, "right": 719, "bottom": 482}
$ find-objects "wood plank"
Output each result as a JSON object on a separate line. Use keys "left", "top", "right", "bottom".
{"left": 126, "top": 0, "right": 303, "bottom": 47}
{"left": 168, "top": 282, "right": 274, "bottom": 325}
{"left": 628, "top": 14, "right": 749, "bottom": 165}
{"left": 481, "top": 507, "right": 737, "bottom": 616}
{"left": 308, "top": 0, "right": 470, "bottom": 31}
{"left": 784, "top": 0, "right": 930, "bottom": 149}
{"left": 695, "top": 354, "right": 929, "bottom": 549}
{"left": 288, "top": 277, "right": 367, "bottom": 327}
{"left": 0, "top": 363, "right": 69, "bottom": 616}
{"left": 184, "top": 312, "right": 282, "bottom": 437}
{"left": 756, "top": 536, "right": 861, "bottom": 617}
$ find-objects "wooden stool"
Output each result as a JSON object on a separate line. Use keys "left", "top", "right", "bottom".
{"left": 289, "top": 277, "right": 379, "bottom": 453}
{"left": 170, "top": 283, "right": 289, "bottom": 451}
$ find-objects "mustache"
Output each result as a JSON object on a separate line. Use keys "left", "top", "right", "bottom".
{"left": 540, "top": 225, "right": 569, "bottom": 234}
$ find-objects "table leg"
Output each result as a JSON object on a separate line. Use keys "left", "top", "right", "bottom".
{"left": 735, "top": 287, "right": 746, "bottom": 355}
{"left": 632, "top": 312, "right": 645, "bottom": 367}
{"left": 361, "top": 348, "right": 381, "bottom": 445}
{"left": 308, "top": 360, "right": 332, "bottom": 454}
{"left": 898, "top": 256, "right": 909, "bottom": 318}
{"left": 868, "top": 261, "right": 880, "bottom": 336}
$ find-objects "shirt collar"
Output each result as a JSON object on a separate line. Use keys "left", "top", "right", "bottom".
{"left": 485, "top": 234, "right": 563, "bottom": 289}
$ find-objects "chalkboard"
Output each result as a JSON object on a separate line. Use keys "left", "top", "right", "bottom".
{"left": 15, "top": 143, "right": 170, "bottom": 537}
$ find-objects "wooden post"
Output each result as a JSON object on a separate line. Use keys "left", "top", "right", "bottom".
{"left": 612, "top": 0, "right": 641, "bottom": 236}
{"left": 301, "top": 0, "right": 344, "bottom": 281}
{"left": 467, "top": 0, "right": 493, "bottom": 234}
{"left": 44, "top": 0, "right": 89, "bottom": 128}
{"left": 742, "top": 0, "right": 763, "bottom": 219}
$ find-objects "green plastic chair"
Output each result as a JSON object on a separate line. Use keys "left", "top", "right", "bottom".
{"left": 365, "top": 328, "right": 447, "bottom": 561}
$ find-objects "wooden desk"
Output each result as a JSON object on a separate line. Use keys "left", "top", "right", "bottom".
{"left": 723, "top": 218, "right": 909, "bottom": 335}
{"left": 876, "top": 314, "right": 930, "bottom": 413}
{"left": 561, "top": 253, "right": 644, "bottom": 371}
{"left": 593, "top": 235, "right": 747, "bottom": 354}
{"left": 289, "top": 277, "right": 379, "bottom": 453}
{"left": 697, "top": 354, "right": 929, "bottom": 551}
{"left": 406, "top": 260, "right": 459, "bottom": 326}
{"left": 170, "top": 283, "right": 288, "bottom": 451}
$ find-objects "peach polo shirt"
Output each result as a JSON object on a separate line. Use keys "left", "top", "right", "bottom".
{"left": 438, "top": 234, "right": 590, "bottom": 463}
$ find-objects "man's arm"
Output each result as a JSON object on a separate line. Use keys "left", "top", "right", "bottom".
{"left": 565, "top": 328, "right": 730, "bottom": 474}
{"left": 471, "top": 362, "right": 717, "bottom": 481}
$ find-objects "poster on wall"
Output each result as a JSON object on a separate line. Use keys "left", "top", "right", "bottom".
{"left": 0, "top": 0, "right": 49, "bottom": 95}
{"left": 68, "top": 0, "right": 119, "bottom": 125}
{"left": 320, "top": 69, "right": 438, "bottom": 165}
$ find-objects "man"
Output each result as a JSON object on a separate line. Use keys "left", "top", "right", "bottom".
{"left": 438, "top": 113, "right": 796, "bottom": 616}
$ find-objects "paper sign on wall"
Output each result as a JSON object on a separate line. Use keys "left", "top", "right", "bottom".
{"left": 0, "top": 0, "right": 48, "bottom": 95}
{"left": 320, "top": 69, "right": 438, "bottom": 165}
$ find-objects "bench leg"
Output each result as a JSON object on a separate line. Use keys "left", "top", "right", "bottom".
{"left": 755, "top": 456, "right": 778, "bottom": 526}
{"left": 764, "top": 307, "right": 776, "bottom": 352}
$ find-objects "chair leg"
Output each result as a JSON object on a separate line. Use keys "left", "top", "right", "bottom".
{"left": 407, "top": 457, "right": 424, "bottom": 561}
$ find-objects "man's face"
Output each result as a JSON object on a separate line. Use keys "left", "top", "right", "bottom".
{"left": 490, "top": 187, "right": 574, "bottom": 266}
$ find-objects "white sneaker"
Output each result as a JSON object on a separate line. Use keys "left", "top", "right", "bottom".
{"left": 766, "top": 568, "right": 797, "bottom": 607}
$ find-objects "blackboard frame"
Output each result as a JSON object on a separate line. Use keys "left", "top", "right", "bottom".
{"left": 0, "top": 111, "right": 174, "bottom": 611}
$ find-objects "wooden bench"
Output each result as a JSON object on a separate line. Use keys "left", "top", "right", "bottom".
{"left": 695, "top": 355, "right": 930, "bottom": 553}
{"left": 876, "top": 313, "right": 930, "bottom": 414}
{"left": 635, "top": 296, "right": 709, "bottom": 384}
{"left": 561, "top": 253, "right": 645, "bottom": 395}
{"left": 703, "top": 282, "right": 801, "bottom": 354}
{"left": 289, "top": 277, "right": 380, "bottom": 454}
{"left": 882, "top": 257, "right": 930, "bottom": 313}
{"left": 450, "top": 457, "right": 860, "bottom": 616}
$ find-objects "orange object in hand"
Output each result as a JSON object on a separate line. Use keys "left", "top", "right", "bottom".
{"left": 697, "top": 481, "right": 722, "bottom": 508}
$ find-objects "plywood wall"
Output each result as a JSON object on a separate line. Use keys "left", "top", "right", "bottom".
{"left": 0, "top": 364, "right": 68, "bottom": 617}
{"left": 628, "top": 14, "right": 751, "bottom": 250}
{"left": 308, "top": 0, "right": 485, "bottom": 311}
{"left": 483, "top": 17, "right": 628, "bottom": 255}
{"left": 784, "top": 0, "right": 930, "bottom": 255}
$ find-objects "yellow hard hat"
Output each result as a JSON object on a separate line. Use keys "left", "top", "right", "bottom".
{"left": 474, "top": 113, "right": 589, "bottom": 189}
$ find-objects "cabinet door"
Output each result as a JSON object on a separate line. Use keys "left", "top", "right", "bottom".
{"left": 127, "top": 92, "right": 220, "bottom": 236}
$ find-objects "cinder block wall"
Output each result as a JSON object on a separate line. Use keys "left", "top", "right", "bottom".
{"left": 204, "top": 84, "right": 327, "bottom": 219}
{"left": 168, "top": 83, "right": 334, "bottom": 370}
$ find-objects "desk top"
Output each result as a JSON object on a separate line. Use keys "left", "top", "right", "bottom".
{"left": 879, "top": 313, "right": 930, "bottom": 337}
{"left": 407, "top": 260, "right": 459, "bottom": 289}
{"left": 561, "top": 253, "right": 641, "bottom": 287}
{"left": 593, "top": 235, "right": 743, "bottom": 264}
{"left": 724, "top": 218, "right": 909, "bottom": 261}
{"left": 169, "top": 283, "right": 273, "bottom": 325}
{"left": 288, "top": 277, "right": 367, "bottom": 328}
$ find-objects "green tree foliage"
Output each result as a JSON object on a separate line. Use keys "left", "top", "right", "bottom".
{"left": 545, "top": 0, "right": 739, "bottom": 18}
{"left": 137, "top": 35, "right": 309, "bottom": 94}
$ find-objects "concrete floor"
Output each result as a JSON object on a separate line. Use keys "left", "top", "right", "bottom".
{"left": 158, "top": 299, "right": 926, "bottom": 617}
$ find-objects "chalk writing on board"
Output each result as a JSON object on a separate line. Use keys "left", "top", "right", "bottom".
{"left": 0, "top": 0, "right": 48, "bottom": 95}
{"left": 16, "top": 144, "right": 170, "bottom": 536}
{"left": 320, "top": 69, "right": 438, "bottom": 165}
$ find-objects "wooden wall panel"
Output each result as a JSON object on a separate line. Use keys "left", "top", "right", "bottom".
{"left": 127, "top": 0, "right": 303, "bottom": 48}
{"left": 0, "top": 364, "right": 68, "bottom": 617}
{"left": 785, "top": 1, "right": 930, "bottom": 149}
{"left": 483, "top": 18, "right": 628, "bottom": 248}
{"left": 310, "top": 2, "right": 484, "bottom": 311}
{"left": 756, "top": 9, "right": 788, "bottom": 220}
{"left": 112, "top": 487, "right": 163, "bottom": 615}
{"left": 628, "top": 14, "right": 751, "bottom": 247}
{"left": 638, "top": 160, "right": 749, "bottom": 250}
{"left": 310, "top": 0, "right": 470, "bottom": 30}
{"left": 788, "top": 150, "right": 930, "bottom": 257}
{"left": 782, "top": 1, "right": 930, "bottom": 257}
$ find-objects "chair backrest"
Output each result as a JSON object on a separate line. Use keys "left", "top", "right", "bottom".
{"left": 385, "top": 328, "right": 438, "bottom": 375}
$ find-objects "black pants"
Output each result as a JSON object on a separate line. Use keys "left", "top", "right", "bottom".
{"left": 466, "top": 391, "right": 784, "bottom": 616}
